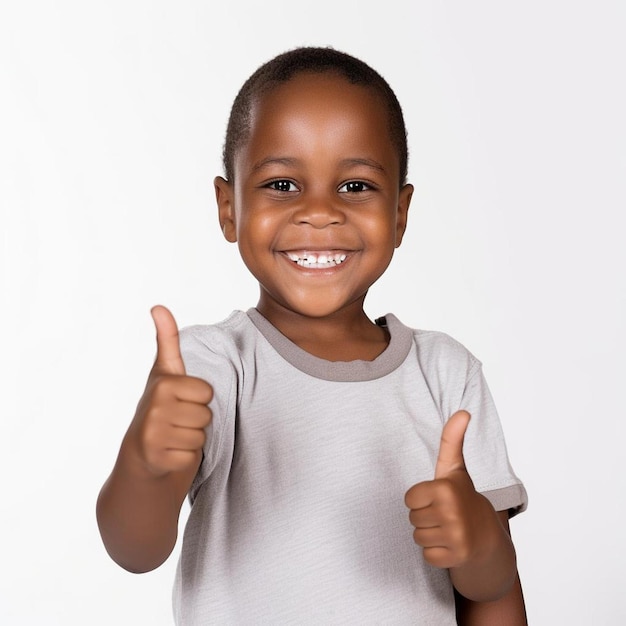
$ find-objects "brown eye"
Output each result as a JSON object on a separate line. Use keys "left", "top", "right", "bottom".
{"left": 267, "top": 180, "right": 297, "bottom": 192}
{"left": 338, "top": 181, "right": 370, "bottom": 193}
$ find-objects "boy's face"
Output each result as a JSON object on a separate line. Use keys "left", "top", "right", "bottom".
{"left": 216, "top": 72, "right": 413, "bottom": 322}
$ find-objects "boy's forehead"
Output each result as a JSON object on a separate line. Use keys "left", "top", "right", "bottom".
{"left": 253, "top": 72, "right": 379, "bottom": 116}
{"left": 237, "top": 73, "right": 397, "bottom": 172}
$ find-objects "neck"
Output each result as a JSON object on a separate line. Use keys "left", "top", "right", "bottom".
{"left": 256, "top": 296, "right": 389, "bottom": 362}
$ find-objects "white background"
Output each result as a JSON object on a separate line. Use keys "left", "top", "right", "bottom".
{"left": 1, "top": 1, "right": 624, "bottom": 624}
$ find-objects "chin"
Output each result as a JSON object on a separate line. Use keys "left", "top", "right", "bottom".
{"left": 283, "top": 296, "right": 363, "bottom": 319}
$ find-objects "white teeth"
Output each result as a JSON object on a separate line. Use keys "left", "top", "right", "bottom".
{"left": 286, "top": 252, "right": 348, "bottom": 268}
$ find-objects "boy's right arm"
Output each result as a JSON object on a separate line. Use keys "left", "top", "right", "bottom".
{"left": 96, "top": 306, "right": 213, "bottom": 573}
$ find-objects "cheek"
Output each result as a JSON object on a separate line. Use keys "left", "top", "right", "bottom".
{"left": 361, "top": 212, "right": 397, "bottom": 247}
{"left": 234, "top": 212, "right": 282, "bottom": 277}
{"left": 235, "top": 196, "right": 277, "bottom": 234}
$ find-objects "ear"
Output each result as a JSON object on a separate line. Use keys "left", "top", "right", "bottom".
{"left": 394, "top": 183, "right": 413, "bottom": 248}
{"left": 214, "top": 176, "right": 237, "bottom": 242}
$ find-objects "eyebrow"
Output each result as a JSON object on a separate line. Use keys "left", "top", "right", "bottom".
{"left": 251, "top": 157, "right": 300, "bottom": 172}
{"left": 251, "top": 156, "right": 386, "bottom": 173}
{"left": 339, "top": 158, "right": 386, "bottom": 173}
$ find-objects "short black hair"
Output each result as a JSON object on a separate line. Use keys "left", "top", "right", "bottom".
{"left": 222, "top": 47, "right": 409, "bottom": 186}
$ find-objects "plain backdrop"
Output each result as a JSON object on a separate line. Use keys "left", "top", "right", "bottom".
{"left": 1, "top": 1, "right": 625, "bottom": 624}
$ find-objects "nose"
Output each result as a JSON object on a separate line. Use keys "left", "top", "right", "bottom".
{"left": 291, "top": 193, "right": 346, "bottom": 228}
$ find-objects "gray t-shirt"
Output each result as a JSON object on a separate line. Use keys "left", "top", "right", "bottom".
{"left": 173, "top": 310, "right": 527, "bottom": 625}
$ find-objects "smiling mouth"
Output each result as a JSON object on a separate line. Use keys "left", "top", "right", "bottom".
{"left": 284, "top": 251, "right": 348, "bottom": 269}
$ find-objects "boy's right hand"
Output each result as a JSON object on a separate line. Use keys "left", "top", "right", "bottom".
{"left": 127, "top": 305, "right": 213, "bottom": 478}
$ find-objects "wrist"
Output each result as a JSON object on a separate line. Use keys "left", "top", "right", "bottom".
{"left": 450, "top": 510, "right": 517, "bottom": 602}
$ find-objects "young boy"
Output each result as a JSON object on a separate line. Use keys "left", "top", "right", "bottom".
{"left": 97, "top": 47, "right": 528, "bottom": 624}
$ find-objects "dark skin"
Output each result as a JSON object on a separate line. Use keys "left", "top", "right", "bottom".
{"left": 455, "top": 554, "right": 528, "bottom": 625}
{"left": 97, "top": 72, "right": 526, "bottom": 623}
{"left": 96, "top": 304, "right": 212, "bottom": 573}
{"left": 216, "top": 74, "right": 412, "bottom": 363}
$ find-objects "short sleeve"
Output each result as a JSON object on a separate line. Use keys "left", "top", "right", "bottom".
{"left": 179, "top": 325, "right": 239, "bottom": 503}
{"left": 459, "top": 364, "right": 528, "bottom": 517}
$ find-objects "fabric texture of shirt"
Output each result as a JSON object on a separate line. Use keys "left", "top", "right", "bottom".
{"left": 173, "top": 310, "right": 527, "bottom": 625}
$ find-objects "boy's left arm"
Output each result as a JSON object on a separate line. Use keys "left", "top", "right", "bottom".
{"left": 454, "top": 512, "right": 527, "bottom": 625}
{"left": 405, "top": 410, "right": 526, "bottom": 614}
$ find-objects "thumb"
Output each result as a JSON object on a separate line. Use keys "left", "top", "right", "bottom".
{"left": 150, "top": 305, "right": 186, "bottom": 376}
{"left": 434, "top": 410, "right": 471, "bottom": 479}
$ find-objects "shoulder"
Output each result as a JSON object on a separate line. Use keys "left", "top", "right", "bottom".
{"left": 416, "top": 329, "right": 479, "bottom": 371}
{"left": 180, "top": 310, "right": 248, "bottom": 350}
{"left": 386, "top": 314, "right": 482, "bottom": 381}
{"left": 178, "top": 311, "right": 253, "bottom": 379}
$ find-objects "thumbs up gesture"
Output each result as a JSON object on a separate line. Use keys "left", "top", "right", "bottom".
{"left": 405, "top": 411, "right": 503, "bottom": 571}
{"left": 126, "top": 305, "right": 214, "bottom": 478}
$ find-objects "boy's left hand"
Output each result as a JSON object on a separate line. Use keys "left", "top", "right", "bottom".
{"left": 405, "top": 411, "right": 503, "bottom": 570}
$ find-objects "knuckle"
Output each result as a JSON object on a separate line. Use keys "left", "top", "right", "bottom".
{"left": 142, "top": 421, "right": 166, "bottom": 450}
{"left": 422, "top": 547, "right": 441, "bottom": 567}
{"left": 435, "top": 478, "right": 459, "bottom": 503}
{"left": 192, "top": 429, "right": 206, "bottom": 450}
{"left": 148, "top": 375, "right": 174, "bottom": 398}
{"left": 162, "top": 374, "right": 181, "bottom": 390}
{"left": 404, "top": 483, "right": 420, "bottom": 507}
{"left": 437, "top": 477, "right": 454, "bottom": 493}
{"left": 404, "top": 491, "right": 413, "bottom": 508}
{"left": 143, "top": 402, "right": 169, "bottom": 427}
{"left": 202, "top": 381, "right": 214, "bottom": 403}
